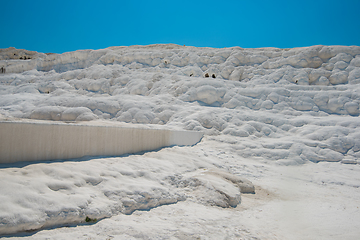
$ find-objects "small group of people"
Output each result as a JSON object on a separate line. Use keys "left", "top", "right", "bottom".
{"left": 0, "top": 67, "right": 5, "bottom": 74}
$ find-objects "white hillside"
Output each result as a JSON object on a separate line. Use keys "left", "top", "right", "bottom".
{"left": 0, "top": 44, "right": 360, "bottom": 239}
{"left": 1, "top": 44, "right": 360, "bottom": 164}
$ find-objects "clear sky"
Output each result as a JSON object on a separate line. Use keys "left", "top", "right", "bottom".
{"left": 1, "top": 0, "right": 360, "bottom": 53}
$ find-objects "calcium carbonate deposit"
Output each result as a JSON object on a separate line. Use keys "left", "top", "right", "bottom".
{"left": 0, "top": 44, "right": 360, "bottom": 239}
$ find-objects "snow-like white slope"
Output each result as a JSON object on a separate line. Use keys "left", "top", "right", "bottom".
{"left": 0, "top": 44, "right": 360, "bottom": 238}
{"left": 0, "top": 143, "right": 254, "bottom": 235}
{"left": 1, "top": 44, "right": 359, "bottom": 164}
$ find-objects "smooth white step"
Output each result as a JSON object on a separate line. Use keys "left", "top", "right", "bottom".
{"left": 0, "top": 121, "right": 203, "bottom": 163}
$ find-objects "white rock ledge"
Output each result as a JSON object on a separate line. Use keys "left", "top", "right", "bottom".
{"left": 0, "top": 121, "right": 203, "bottom": 163}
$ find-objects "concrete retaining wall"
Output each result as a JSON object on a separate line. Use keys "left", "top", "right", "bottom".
{"left": 0, "top": 121, "right": 203, "bottom": 164}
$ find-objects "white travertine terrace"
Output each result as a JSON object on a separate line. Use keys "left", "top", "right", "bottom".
{"left": 0, "top": 44, "right": 360, "bottom": 238}
{"left": 1, "top": 44, "right": 360, "bottom": 163}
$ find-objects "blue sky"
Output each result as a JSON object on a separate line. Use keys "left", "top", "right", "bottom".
{"left": 1, "top": 0, "right": 360, "bottom": 53}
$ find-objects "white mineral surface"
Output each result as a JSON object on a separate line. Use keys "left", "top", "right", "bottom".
{"left": 0, "top": 44, "right": 360, "bottom": 239}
